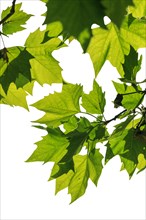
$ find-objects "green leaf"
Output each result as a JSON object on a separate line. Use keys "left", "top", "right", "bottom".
{"left": 88, "top": 149, "right": 103, "bottom": 185}
{"left": 113, "top": 82, "right": 144, "bottom": 110}
{"left": 25, "top": 28, "right": 64, "bottom": 85}
{"left": 120, "top": 15, "right": 146, "bottom": 50}
{"left": 26, "top": 128, "right": 69, "bottom": 163}
{"left": 68, "top": 150, "right": 103, "bottom": 202}
{"left": 128, "top": 0, "right": 146, "bottom": 18}
{"left": 32, "top": 84, "right": 83, "bottom": 127}
{"left": 101, "top": 0, "right": 133, "bottom": 27}
{"left": 0, "top": 83, "right": 28, "bottom": 110}
{"left": 120, "top": 128, "right": 146, "bottom": 177}
{"left": 105, "top": 115, "right": 135, "bottom": 162}
{"left": 55, "top": 170, "right": 74, "bottom": 194}
{"left": 88, "top": 15, "right": 146, "bottom": 76}
{"left": 82, "top": 80, "right": 105, "bottom": 114}
{"left": 2, "top": 3, "right": 32, "bottom": 35}
{"left": 68, "top": 155, "right": 89, "bottom": 203}
{"left": 50, "top": 160, "right": 74, "bottom": 179}
{"left": 63, "top": 115, "right": 79, "bottom": 134}
{"left": 0, "top": 47, "right": 32, "bottom": 93}
{"left": 122, "top": 46, "right": 140, "bottom": 80}
{"left": 44, "top": 0, "right": 105, "bottom": 50}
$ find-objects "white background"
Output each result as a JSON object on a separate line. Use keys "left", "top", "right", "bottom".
{"left": 0, "top": 0, "right": 146, "bottom": 219}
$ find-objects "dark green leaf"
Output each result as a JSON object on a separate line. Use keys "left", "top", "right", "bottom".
{"left": 0, "top": 47, "right": 32, "bottom": 93}
{"left": 44, "top": 0, "right": 105, "bottom": 50}
{"left": 122, "top": 46, "right": 142, "bottom": 81}
{"left": 101, "top": 0, "right": 133, "bottom": 27}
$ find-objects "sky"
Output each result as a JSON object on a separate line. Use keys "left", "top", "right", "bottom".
{"left": 0, "top": 1, "right": 146, "bottom": 219}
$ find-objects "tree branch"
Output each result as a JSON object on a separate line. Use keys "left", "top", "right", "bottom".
{"left": 0, "top": 0, "right": 17, "bottom": 25}
{"left": 104, "top": 110, "right": 127, "bottom": 125}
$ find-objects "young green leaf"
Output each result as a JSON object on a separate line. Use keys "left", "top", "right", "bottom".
{"left": 88, "top": 15, "right": 146, "bottom": 76}
{"left": 26, "top": 128, "right": 69, "bottom": 163}
{"left": 82, "top": 80, "right": 105, "bottom": 114}
{"left": 88, "top": 149, "right": 103, "bottom": 185}
{"left": 128, "top": 0, "right": 146, "bottom": 18}
{"left": 0, "top": 83, "right": 28, "bottom": 110}
{"left": 32, "top": 84, "right": 83, "bottom": 127}
{"left": 2, "top": 3, "right": 32, "bottom": 35}
{"left": 25, "top": 29, "right": 65, "bottom": 85}
{"left": 68, "top": 155, "right": 89, "bottom": 203}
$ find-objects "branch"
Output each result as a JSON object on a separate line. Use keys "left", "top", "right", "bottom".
{"left": 104, "top": 110, "right": 127, "bottom": 125}
{"left": 0, "top": 0, "right": 17, "bottom": 25}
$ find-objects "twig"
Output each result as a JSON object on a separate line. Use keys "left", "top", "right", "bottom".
{"left": 0, "top": 0, "right": 17, "bottom": 25}
{"left": 104, "top": 110, "right": 127, "bottom": 125}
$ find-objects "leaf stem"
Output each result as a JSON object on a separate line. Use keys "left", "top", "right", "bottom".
{"left": 104, "top": 110, "right": 127, "bottom": 125}
{"left": 80, "top": 111, "right": 97, "bottom": 119}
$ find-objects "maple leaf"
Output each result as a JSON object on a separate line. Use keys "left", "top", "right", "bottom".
{"left": 44, "top": 0, "right": 105, "bottom": 50}
{"left": 32, "top": 84, "right": 83, "bottom": 127}
{"left": 101, "top": 0, "right": 134, "bottom": 27}
{"left": 88, "top": 15, "right": 146, "bottom": 76}
{"left": 26, "top": 128, "right": 69, "bottom": 163}
{"left": 1, "top": 3, "right": 32, "bottom": 35}
{"left": 82, "top": 80, "right": 105, "bottom": 114}
{"left": 25, "top": 28, "right": 64, "bottom": 85}
{"left": 0, "top": 47, "right": 32, "bottom": 93}
{"left": 0, "top": 83, "right": 28, "bottom": 110}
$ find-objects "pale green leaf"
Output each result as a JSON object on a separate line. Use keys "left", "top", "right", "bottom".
{"left": 68, "top": 155, "right": 89, "bottom": 203}
{"left": 0, "top": 83, "right": 28, "bottom": 110}
{"left": 82, "top": 80, "right": 105, "bottom": 114}
{"left": 26, "top": 128, "right": 69, "bottom": 163}
{"left": 88, "top": 149, "right": 103, "bottom": 185}
{"left": 32, "top": 84, "right": 83, "bottom": 127}
{"left": 128, "top": 0, "right": 146, "bottom": 18}
{"left": 2, "top": 3, "right": 32, "bottom": 35}
{"left": 25, "top": 29, "right": 64, "bottom": 85}
{"left": 88, "top": 16, "right": 146, "bottom": 76}
{"left": 55, "top": 170, "right": 74, "bottom": 194}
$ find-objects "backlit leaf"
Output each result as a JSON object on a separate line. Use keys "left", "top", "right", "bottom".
{"left": 88, "top": 15, "right": 146, "bottom": 76}
{"left": 82, "top": 80, "right": 105, "bottom": 114}
{"left": 0, "top": 83, "right": 28, "bottom": 110}
{"left": 26, "top": 128, "right": 69, "bottom": 163}
{"left": 68, "top": 155, "right": 89, "bottom": 203}
{"left": 128, "top": 0, "right": 146, "bottom": 18}
{"left": 25, "top": 29, "right": 64, "bottom": 85}
{"left": 88, "top": 149, "right": 103, "bottom": 185}
{"left": 32, "top": 84, "right": 83, "bottom": 127}
{"left": 2, "top": 3, "right": 32, "bottom": 35}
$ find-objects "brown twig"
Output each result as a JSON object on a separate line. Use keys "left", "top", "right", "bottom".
{"left": 0, "top": 0, "right": 17, "bottom": 25}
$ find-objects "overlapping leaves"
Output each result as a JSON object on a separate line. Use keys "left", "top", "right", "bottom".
{"left": 0, "top": 0, "right": 146, "bottom": 203}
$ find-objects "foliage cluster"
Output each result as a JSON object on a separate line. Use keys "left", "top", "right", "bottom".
{"left": 0, "top": 0, "right": 146, "bottom": 203}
